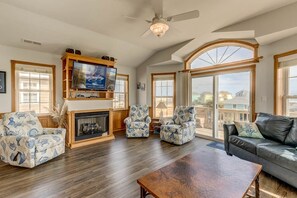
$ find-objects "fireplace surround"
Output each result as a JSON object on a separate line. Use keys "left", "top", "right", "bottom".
{"left": 75, "top": 111, "right": 109, "bottom": 141}
{"left": 66, "top": 109, "right": 114, "bottom": 148}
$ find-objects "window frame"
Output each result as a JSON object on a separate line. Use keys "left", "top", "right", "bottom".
{"left": 185, "top": 40, "right": 259, "bottom": 72}
{"left": 11, "top": 60, "right": 56, "bottom": 115}
{"left": 113, "top": 74, "right": 129, "bottom": 110}
{"left": 274, "top": 50, "right": 297, "bottom": 116}
{"left": 151, "top": 72, "right": 176, "bottom": 119}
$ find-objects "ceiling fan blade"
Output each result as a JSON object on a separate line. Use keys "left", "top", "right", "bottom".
{"left": 123, "top": 15, "right": 152, "bottom": 23}
{"left": 141, "top": 29, "right": 151, "bottom": 37}
{"left": 151, "top": 0, "right": 163, "bottom": 17}
{"left": 166, "top": 10, "right": 199, "bottom": 22}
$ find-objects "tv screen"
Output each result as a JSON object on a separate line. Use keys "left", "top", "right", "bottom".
{"left": 72, "top": 62, "right": 106, "bottom": 90}
{"left": 105, "top": 67, "right": 117, "bottom": 91}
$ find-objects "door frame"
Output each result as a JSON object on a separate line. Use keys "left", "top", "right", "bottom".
{"left": 190, "top": 65, "right": 256, "bottom": 141}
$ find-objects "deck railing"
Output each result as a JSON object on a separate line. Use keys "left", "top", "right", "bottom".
{"left": 195, "top": 107, "right": 249, "bottom": 131}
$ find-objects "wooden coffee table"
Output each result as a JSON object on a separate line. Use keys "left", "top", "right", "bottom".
{"left": 137, "top": 149, "right": 262, "bottom": 198}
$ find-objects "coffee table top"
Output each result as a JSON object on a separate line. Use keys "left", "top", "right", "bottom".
{"left": 137, "top": 149, "right": 262, "bottom": 198}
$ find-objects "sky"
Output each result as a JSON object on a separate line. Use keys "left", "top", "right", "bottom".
{"left": 192, "top": 72, "right": 250, "bottom": 96}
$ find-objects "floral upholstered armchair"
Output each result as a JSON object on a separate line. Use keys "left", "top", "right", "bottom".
{"left": 160, "top": 106, "right": 196, "bottom": 145}
{"left": 0, "top": 111, "right": 66, "bottom": 168}
{"left": 124, "top": 105, "right": 151, "bottom": 138}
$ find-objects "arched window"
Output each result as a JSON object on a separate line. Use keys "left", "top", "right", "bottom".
{"left": 186, "top": 40, "right": 258, "bottom": 70}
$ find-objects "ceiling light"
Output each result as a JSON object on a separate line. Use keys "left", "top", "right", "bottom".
{"left": 150, "top": 19, "right": 169, "bottom": 37}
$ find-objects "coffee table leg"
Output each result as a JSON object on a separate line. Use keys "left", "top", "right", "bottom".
{"left": 140, "top": 186, "right": 147, "bottom": 198}
{"left": 255, "top": 175, "right": 260, "bottom": 198}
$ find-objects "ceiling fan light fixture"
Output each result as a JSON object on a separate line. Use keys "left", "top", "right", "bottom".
{"left": 150, "top": 21, "right": 169, "bottom": 37}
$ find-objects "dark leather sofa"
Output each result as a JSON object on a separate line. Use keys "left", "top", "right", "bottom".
{"left": 224, "top": 113, "right": 297, "bottom": 188}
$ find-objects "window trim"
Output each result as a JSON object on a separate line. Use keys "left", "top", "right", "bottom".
{"left": 151, "top": 72, "right": 176, "bottom": 119}
{"left": 11, "top": 60, "right": 56, "bottom": 115}
{"left": 274, "top": 49, "right": 297, "bottom": 115}
{"left": 113, "top": 74, "right": 129, "bottom": 111}
{"left": 185, "top": 40, "right": 259, "bottom": 72}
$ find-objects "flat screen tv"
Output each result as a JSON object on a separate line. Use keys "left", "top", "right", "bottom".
{"left": 72, "top": 62, "right": 106, "bottom": 90}
{"left": 105, "top": 67, "right": 117, "bottom": 91}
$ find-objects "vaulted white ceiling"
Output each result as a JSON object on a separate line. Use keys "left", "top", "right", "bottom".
{"left": 0, "top": 0, "right": 296, "bottom": 67}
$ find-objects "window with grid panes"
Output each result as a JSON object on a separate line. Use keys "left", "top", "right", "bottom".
{"left": 15, "top": 64, "right": 54, "bottom": 114}
{"left": 152, "top": 73, "right": 176, "bottom": 118}
{"left": 113, "top": 74, "right": 128, "bottom": 109}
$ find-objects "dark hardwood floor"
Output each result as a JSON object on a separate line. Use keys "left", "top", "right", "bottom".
{"left": 0, "top": 132, "right": 296, "bottom": 198}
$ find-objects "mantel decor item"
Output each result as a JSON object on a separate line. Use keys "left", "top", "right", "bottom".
{"left": 47, "top": 100, "right": 68, "bottom": 128}
{"left": 0, "top": 71, "right": 6, "bottom": 93}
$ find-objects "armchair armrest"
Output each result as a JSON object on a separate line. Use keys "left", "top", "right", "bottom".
{"left": 0, "top": 136, "right": 36, "bottom": 167}
{"left": 182, "top": 121, "right": 195, "bottom": 128}
{"left": 124, "top": 117, "right": 132, "bottom": 126}
{"left": 145, "top": 116, "right": 151, "bottom": 124}
{"left": 223, "top": 124, "right": 238, "bottom": 155}
{"left": 43, "top": 128, "right": 66, "bottom": 139}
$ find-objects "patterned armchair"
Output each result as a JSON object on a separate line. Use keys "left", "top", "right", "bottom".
{"left": 0, "top": 111, "right": 66, "bottom": 168}
{"left": 124, "top": 105, "right": 151, "bottom": 137}
{"left": 160, "top": 106, "right": 196, "bottom": 145}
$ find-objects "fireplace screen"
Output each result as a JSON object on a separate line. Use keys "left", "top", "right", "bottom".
{"left": 75, "top": 111, "right": 109, "bottom": 141}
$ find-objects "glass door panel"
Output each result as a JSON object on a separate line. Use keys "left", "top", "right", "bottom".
{"left": 217, "top": 72, "right": 251, "bottom": 139}
{"left": 192, "top": 76, "right": 214, "bottom": 138}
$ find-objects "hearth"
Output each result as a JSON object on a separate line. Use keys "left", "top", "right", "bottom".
{"left": 75, "top": 111, "right": 109, "bottom": 141}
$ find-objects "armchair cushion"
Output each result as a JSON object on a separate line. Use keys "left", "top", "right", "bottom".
{"left": 130, "top": 121, "right": 149, "bottom": 129}
{"left": 161, "top": 124, "right": 182, "bottom": 134}
{"left": 3, "top": 111, "right": 43, "bottom": 137}
{"left": 35, "top": 134, "right": 64, "bottom": 152}
{"left": 43, "top": 128, "right": 66, "bottom": 138}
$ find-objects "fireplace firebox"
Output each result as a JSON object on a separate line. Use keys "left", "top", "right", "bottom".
{"left": 75, "top": 111, "right": 109, "bottom": 141}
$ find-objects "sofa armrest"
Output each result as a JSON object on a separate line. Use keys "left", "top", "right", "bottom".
{"left": 182, "top": 121, "right": 195, "bottom": 128}
{"left": 0, "top": 136, "right": 36, "bottom": 167}
{"left": 43, "top": 128, "right": 66, "bottom": 139}
{"left": 223, "top": 124, "right": 238, "bottom": 155}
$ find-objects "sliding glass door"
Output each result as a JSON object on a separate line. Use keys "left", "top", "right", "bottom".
{"left": 191, "top": 69, "right": 253, "bottom": 140}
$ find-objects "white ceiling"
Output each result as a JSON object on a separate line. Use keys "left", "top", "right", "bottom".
{"left": 0, "top": 0, "right": 296, "bottom": 67}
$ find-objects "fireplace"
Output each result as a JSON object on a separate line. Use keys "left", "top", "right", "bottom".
{"left": 75, "top": 111, "right": 109, "bottom": 141}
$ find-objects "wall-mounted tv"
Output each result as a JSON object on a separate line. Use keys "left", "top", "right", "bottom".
{"left": 105, "top": 67, "right": 117, "bottom": 91}
{"left": 71, "top": 61, "right": 117, "bottom": 91}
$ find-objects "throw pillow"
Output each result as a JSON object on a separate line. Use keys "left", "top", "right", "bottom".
{"left": 255, "top": 112, "right": 293, "bottom": 143}
{"left": 284, "top": 118, "right": 297, "bottom": 147}
{"left": 234, "top": 121, "right": 264, "bottom": 139}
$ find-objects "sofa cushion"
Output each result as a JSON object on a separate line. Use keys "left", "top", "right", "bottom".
{"left": 130, "top": 121, "right": 149, "bottom": 129}
{"left": 257, "top": 145, "right": 297, "bottom": 172}
{"left": 234, "top": 121, "right": 264, "bottom": 139}
{"left": 3, "top": 111, "right": 43, "bottom": 137}
{"left": 229, "top": 135, "right": 280, "bottom": 154}
{"left": 255, "top": 112, "right": 293, "bottom": 143}
{"left": 35, "top": 134, "right": 64, "bottom": 152}
{"left": 284, "top": 118, "right": 297, "bottom": 147}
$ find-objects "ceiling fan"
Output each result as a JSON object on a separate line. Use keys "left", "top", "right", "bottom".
{"left": 127, "top": 0, "right": 199, "bottom": 38}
